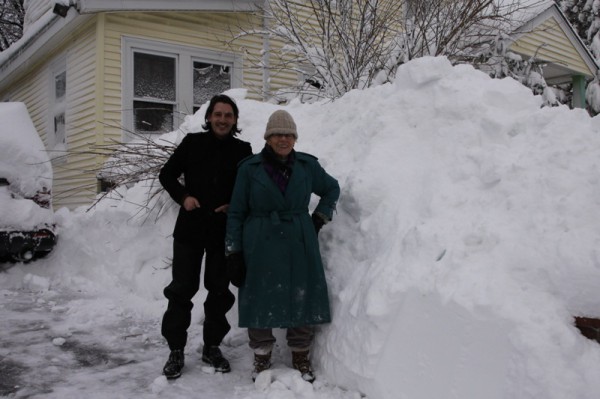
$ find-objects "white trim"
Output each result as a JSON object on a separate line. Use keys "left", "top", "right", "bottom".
{"left": 121, "top": 36, "right": 242, "bottom": 140}
{"left": 77, "top": 0, "right": 258, "bottom": 13}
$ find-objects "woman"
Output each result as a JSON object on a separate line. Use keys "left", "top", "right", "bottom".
{"left": 225, "top": 109, "right": 340, "bottom": 382}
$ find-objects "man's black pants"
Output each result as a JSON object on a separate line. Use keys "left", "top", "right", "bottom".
{"left": 161, "top": 238, "right": 235, "bottom": 350}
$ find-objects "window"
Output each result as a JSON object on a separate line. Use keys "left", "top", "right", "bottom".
{"left": 123, "top": 37, "right": 241, "bottom": 139}
{"left": 49, "top": 56, "right": 67, "bottom": 158}
{"left": 54, "top": 71, "right": 66, "bottom": 145}
{"left": 133, "top": 52, "right": 176, "bottom": 135}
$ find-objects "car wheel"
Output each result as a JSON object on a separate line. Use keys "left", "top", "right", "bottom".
{"left": 12, "top": 250, "right": 34, "bottom": 263}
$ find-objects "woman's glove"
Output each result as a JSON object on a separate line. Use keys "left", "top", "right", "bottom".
{"left": 226, "top": 252, "right": 246, "bottom": 288}
{"left": 312, "top": 213, "right": 326, "bottom": 235}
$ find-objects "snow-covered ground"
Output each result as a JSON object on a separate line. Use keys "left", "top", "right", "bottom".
{"left": 2, "top": 56, "right": 600, "bottom": 399}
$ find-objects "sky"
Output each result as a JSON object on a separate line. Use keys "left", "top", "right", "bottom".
{"left": 3, "top": 56, "right": 600, "bottom": 399}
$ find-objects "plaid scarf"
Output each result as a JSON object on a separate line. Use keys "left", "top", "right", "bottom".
{"left": 261, "top": 145, "right": 295, "bottom": 194}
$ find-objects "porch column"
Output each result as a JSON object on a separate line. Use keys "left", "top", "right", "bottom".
{"left": 572, "top": 74, "right": 586, "bottom": 109}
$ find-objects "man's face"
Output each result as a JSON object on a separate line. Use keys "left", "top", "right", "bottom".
{"left": 266, "top": 133, "right": 296, "bottom": 158}
{"left": 208, "top": 102, "right": 236, "bottom": 138}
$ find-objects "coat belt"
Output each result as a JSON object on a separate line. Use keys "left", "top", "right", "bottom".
{"left": 250, "top": 209, "right": 306, "bottom": 225}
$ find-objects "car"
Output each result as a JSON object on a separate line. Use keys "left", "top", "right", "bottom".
{"left": 0, "top": 102, "right": 57, "bottom": 263}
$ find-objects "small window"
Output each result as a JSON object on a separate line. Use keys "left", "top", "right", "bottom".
{"left": 50, "top": 62, "right": 67, "bottom": 154}
{"left": 54, "top": 71, "right": 66, "bottom": 146}
{"left": 55, "top": 71, "right": 66, "bottom": 101}
{"left": 54, "top": 111, "right": 65, "bottom": 145}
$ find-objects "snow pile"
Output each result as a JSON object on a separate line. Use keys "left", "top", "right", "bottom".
{"left": 4, "top": 56, "right": 600, "bottom": 398}
{"left": 0, "top": 102, "right": 54, "bottom": 230}
{"left": 0, "top": 102, "right": 52, "bottom": 196}
{"left": 305, "top": 57, "right": 600, "bottom": 399}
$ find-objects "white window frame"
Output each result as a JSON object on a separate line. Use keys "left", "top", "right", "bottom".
{"left": 48, "top": 55, "right": 67, "bottom": 161}
{"left": 122, "top": 36, "right": 242, "bottom": 141}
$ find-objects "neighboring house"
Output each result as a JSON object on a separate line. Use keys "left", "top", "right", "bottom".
{"left": 0, "top": 1, "right": 597, "bottom": 210}
{"left": 509, "top": 2, "right": 599, "bottom": 108}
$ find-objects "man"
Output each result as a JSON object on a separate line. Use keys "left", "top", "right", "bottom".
{"left": 159, "top": 94, "right": 253, "bottom": 379}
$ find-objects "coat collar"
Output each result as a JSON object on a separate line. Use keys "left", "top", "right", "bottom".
{"left": 249, "top": 153, "right": 308, "bottom": 206}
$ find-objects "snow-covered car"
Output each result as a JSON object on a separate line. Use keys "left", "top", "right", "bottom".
{"left": 0, "top": 102, "right": 57, "bottom": 262}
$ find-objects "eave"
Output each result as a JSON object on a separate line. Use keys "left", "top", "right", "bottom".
{"left": 77, "top": 0, "right": 259, "bottom": 13}
{"left": 0, "top": 9, "right": 93, "bottom": 92}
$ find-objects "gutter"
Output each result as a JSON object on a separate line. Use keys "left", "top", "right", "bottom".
{"left": 262, "top": 0, "right": 270, "bottom": 100}
{"left": 77, "top": 0, "right": 258, "bottom": 13}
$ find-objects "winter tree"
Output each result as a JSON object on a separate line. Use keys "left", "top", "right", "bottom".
{"left": 0, "top": 0, "right": 24, "bottom": 51}
{"left": 231, "top": 0, "right": 405, "bottom": 101}
{"left": 232, "top": 0, "right": 555, "bottom": 101}
{"left": 556, "top": 0, "right": 591, "bottom": 43}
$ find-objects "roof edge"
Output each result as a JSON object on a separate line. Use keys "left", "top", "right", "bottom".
{"left": 0, "top": 9, "right": 92, "bottom": 92}
{"left": 77, "top": 0, "right": 259, "bottom": 13}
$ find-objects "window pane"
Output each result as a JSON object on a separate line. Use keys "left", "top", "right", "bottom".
{"left": 193, "top": 62, "right": 230, "bottom": 106}
{"left": 55, "top": 71, "right": 66, "bottom": 101}
{"left": 134, "top": 52, "right": 176, "bottom": 101}
{"left": 133, "top": 101, "right": 174, "bottom": 134}
{"left": 54, "top": 113, "right": 65, "bottom": 144}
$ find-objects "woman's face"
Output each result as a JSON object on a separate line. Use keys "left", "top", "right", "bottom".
{"left": 266, "top": 133, "right": 296, "bottom": 158}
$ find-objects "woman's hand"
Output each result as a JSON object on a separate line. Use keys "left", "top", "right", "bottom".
{"left": 226, "top": 252, "right": 246, "bottom": 287}
{"left": 214, "top": 204, "right": 229, "bottom": 213}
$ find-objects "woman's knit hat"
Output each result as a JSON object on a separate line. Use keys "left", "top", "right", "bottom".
{"left": 264, "top": 110, "right": 298, "bottom": 139}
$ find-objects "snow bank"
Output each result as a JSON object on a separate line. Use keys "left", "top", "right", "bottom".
{"left": 10, "top": 56, "right": 600, "bottom": 399}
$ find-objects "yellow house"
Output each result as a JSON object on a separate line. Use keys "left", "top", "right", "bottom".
{"left": 0, "top": 0, "right": 279, "bottom": 210}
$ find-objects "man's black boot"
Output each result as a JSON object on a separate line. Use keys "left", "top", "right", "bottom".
{"left": 163, "top": 349, "right": 184, "bottom": 379}
{"left": 202, "top": 345, "right": 231, "bottom": 373}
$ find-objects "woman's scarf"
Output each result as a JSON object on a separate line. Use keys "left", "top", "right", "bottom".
{"left": 261, "top": 144, "right": 295, "bottom": 194}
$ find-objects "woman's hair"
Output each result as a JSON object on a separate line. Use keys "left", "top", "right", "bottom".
{"left": 202, "top": 94, "right": 242, "bottom": 136}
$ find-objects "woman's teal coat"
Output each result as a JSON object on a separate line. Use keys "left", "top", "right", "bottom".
{"left": 225, "top": 151, "right": 340, "bottom": 328}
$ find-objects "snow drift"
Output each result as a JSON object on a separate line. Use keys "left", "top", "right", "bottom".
{"left": 7, "top": 56, "right": 600, "bottom": 399}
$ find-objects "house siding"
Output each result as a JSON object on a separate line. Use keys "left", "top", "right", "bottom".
{"left": 511, "top": 17, "right": 594, "bottom": 78}
{"left": 54, "top": 20, "right": 100, "bottom": 210}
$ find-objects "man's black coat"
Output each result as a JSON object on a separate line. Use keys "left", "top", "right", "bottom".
{"left": 159, "top": 132, "right": 252, "bottom": 244}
